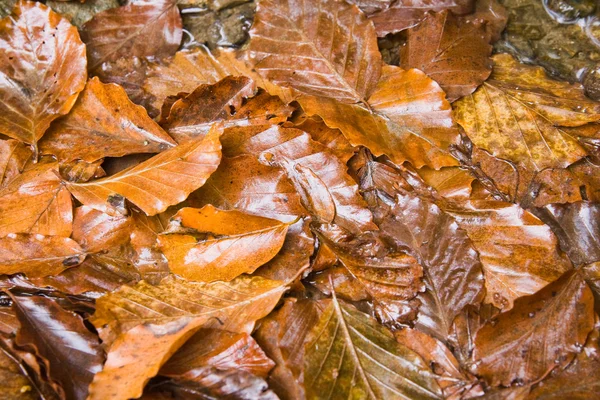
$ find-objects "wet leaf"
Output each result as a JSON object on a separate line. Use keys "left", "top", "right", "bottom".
{"left": 299, "top": 65, "right": 460, "bottom": 169}
{"left": 87, "top": 275, "right": 286, "bottom": 400}
{"left": 160, "top": 328, "right": 275, "bottom": 378}
{"left": 454, "top": 54, "right": 600, "bottom": 171}
{"left": 0, "top": 161, "right": 73, "bottom": 237}
{"left": 161, "top": 76, "right": 293, "bottom": 143}
{"left": 305, "top": 297, "right": 443, "bottom": 399}
{"left": 66, "top": 125, "right": 222, "bottom": 216}
{"left": 247, "top": 0, "right": 381, "bottom": 104}
{"left": 400, "top": 10, "right": 493, "bottom": 101}
{"left": 0, "top": 346, "right": 37, "bottom": 400}
{"left": 46, "top": 0, "right": 120, "bottom": 28}
{"left": 0, "top": 233, "right": 84, "bottom": 278}
{"left": 72, "top": 206, "right": 132, "bottom": 253}
{"left": 158, "top": 205, "right": 289, "bottom": 282}
{"left": 444, "top": 200, "right": 573, "bottom": 310}
{"left": 473, "top": 270, "right": 595, "bottom": 386}
{"left": 13, "top": 295, "right": 104, "bottom": 400}
{"left": 254, "top": 298, "right": 325, "bottom": 400}
{"left": 222, "top": 124, "right": 376, "bottom": 232}
{"left": 39, "top": 77, "right": 176, "bottom": 163}
{"left": 0, "top": 140, "right": 32, "bottom": 189}
{"left": 0, "top": 1, "right": 87, "bottom": 151}
{"left": 81, "top": 0, "right": 182, "bottom": 70}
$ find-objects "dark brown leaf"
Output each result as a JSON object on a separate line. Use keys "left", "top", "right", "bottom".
{"left": 81, "top": 0, "right": 182, "bottom": 70}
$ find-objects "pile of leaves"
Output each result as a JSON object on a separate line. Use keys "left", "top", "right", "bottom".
{"left": 0, "top": 0, "right": 599, "bottom": 399}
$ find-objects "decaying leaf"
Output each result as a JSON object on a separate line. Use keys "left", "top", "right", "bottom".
{"left": 454, "top": 54, "right": 600, "bottom": 171}
{"left": 0, "top": 1, "right": 87, "bottom": 152}
{"left": 305, "top": 297, "right": 443, "bottom": 399}
{"left": 0, "top": 346, "right": 37, "bottom": 400}
{"left": 159, "top": 205, "right": 289, "bottom": 282}
{"left": 87, "top": 275, "right": 287, "bottom": 400}
{"left": 66, "top": 125, "right": 222, "bottom": 216}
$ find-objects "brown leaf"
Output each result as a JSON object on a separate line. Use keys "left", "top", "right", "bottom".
{"left": 400, "top": 10, "right": 492, "bottom": 101}
{"left": 160, "top": 329, "right": 275, "bottom": 378}
{"left": 29, "top": 250, "right": 141, "bottom": 296}
{"left": 87, "top": 275, "right": 287, "bottom": 400}
{"left": 158, "top": 205, "right": 289, "bottom": 282}
{"left": 66, "top": 125, "right": 222, "bottom": 216}
{"left": 39, "top": 77, "right": 176, "bottom": 162}
{"left": 81, "top": 0, "right": 182, "bottom": 70}
{"left": 316, "top": 227, "right": 425, "bottom": 327}
{"left": 299, "top": 65, "right": 460, "bottom": 169}
{"left": 72, "top": 206, "right": 132, "bottom": 253}
{"left": 0, "top": 1, "right": 87, "bottom": 151}
{"left": 129, "top": 209, "right": 171, "bottom": 284}
{"left": 286, "top": 116, "right": 355, "bottom": 164}
{"left": 144, "top": 46, "right": 296, "bottom": 115}
{"left": 356, "top": 157, "right": 484, "bottom": 340}
{"left": 161, "top": 76, "right": 293, "bottom": 143}
{"left": 222, "top": 125, "right": 376, "bottom": 232}
{"left": 150, "top": 368, "right": 279, "bottom": 400}
{"left": 0, "top": 161, "right": 73, "bottom": 237}
{"left": 473, "top": 270, "right": 595, "bottom": 386}
{"left": 538, "top": 201, "right": 600, "bottom": 266}
{"left": 462, "top": 0, "right": 507, "bottom": 42}
{"left": 254, "top": 298, "right": 325, "bottom": 400}
{"left": 59, "top": 159, "right": 105, "bottom": 183}
{"left": 394, "top": 328, "right": 483, "bottom": 399}
{"left": 13, "top": 295, "right": 104, "bottom": 400}
{"left": 350, "top": 0, "right": 474, "bottom": 36}
{"left": 570, "top": 159, "right": 600, "bottom": 202}
{"left": 0, "top": 140, "right": 32, "bottom": 189}
{"left": 454, "top": 54, "right": 600, "bottom": 171}
{"left": 191, "top": 154, "right": 307, "bottom": 223}
{"left": 444, "top": 200, "right": 573, "bottom": 310}
{"left": 0, "top": 233, "right": 84, "bottom": 278}
{"left": 247, "top": 0, "right": 381, "bottom": 104}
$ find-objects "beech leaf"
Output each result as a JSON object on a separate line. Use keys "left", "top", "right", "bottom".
{"left": 0, "top": 1, "right": 87, "bottom": 151}
{"left": 158, "top": 205, "right": 290, "bottom": 282}
{"left": 66, "top": 124, "right": 222, "bottom": 216}
{"left": 247, "top": 0, "right": 382, "bottom": 104}
{"left": 305, "top": 297, "right": 443, "bottom": 399}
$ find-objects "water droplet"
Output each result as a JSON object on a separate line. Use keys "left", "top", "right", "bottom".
{"left": 528, "top": 312, "right": 536, "bottom": 318}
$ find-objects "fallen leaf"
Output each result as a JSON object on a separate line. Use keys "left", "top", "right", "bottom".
{"left": 0, "top": 1, "right": 87, "bottom": 153}
{"left": 454, "top": 54, "right": 600, "bottom": 171}
{"left": 444, "top": 200, "right": 573, "bottom": 309}
{"left": 13, "top": 295, "right": 104, "bottom": 400}
{"left": 538, "top": 201, "right": 600, "bottom": 266}
{"left": 349, "top": 0, "right": 474, "bottom": 36}
{"left": 0, "top": 161, "right": 73, "bottom": 237}
{"left": 39, "top": 77, "right": 176, "bottom": 162}
{"left": 158, "top": 205, "right": 289, "bottom": 282}
{"left": 160, "top": 76, "right": 293, "bottom": 143}
{"left": 473, "top": 270, "right": 595, "bottom": 386}
{"left": 247, "top": 0, "right": 381, "bottom": 104}
{"left": 160, "top": 328, "right": 275, "bottom": 378}
{"left": 66, "top": 125, "right": 222, "bottom": 216}
{"left": 46, "top": 0, "right": 120, "bottom": 28}
{"left": 81, "top": 0, "right": 182, "bottom": 70}
{"left": 400, "top": 10, "right": 492, "bottom": 101}
{"left": 299, "top": 65, "right": 460, "bottom": 169}
{"left": 72, "top": 206, "right": 132, "bottom": 253}
{"left": 356, "top": 157, "right": 484, "bottom": 340}
{"left": 0, "top": 233, "right": 84, "bottom": 278}
{"left": 87, "top": 275, "right": 287, "bottom": 400}
{"left": 305, "top": 297, "right": 443, "bottom": 399}
{"left": 129, "top": 209, "right": 171, "bottom": 284}
{"left": 254, "top": 298, "right": 325, "bottom": 400}
{"left": 0, "top": 140, "right": 32, "bottom": 189}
